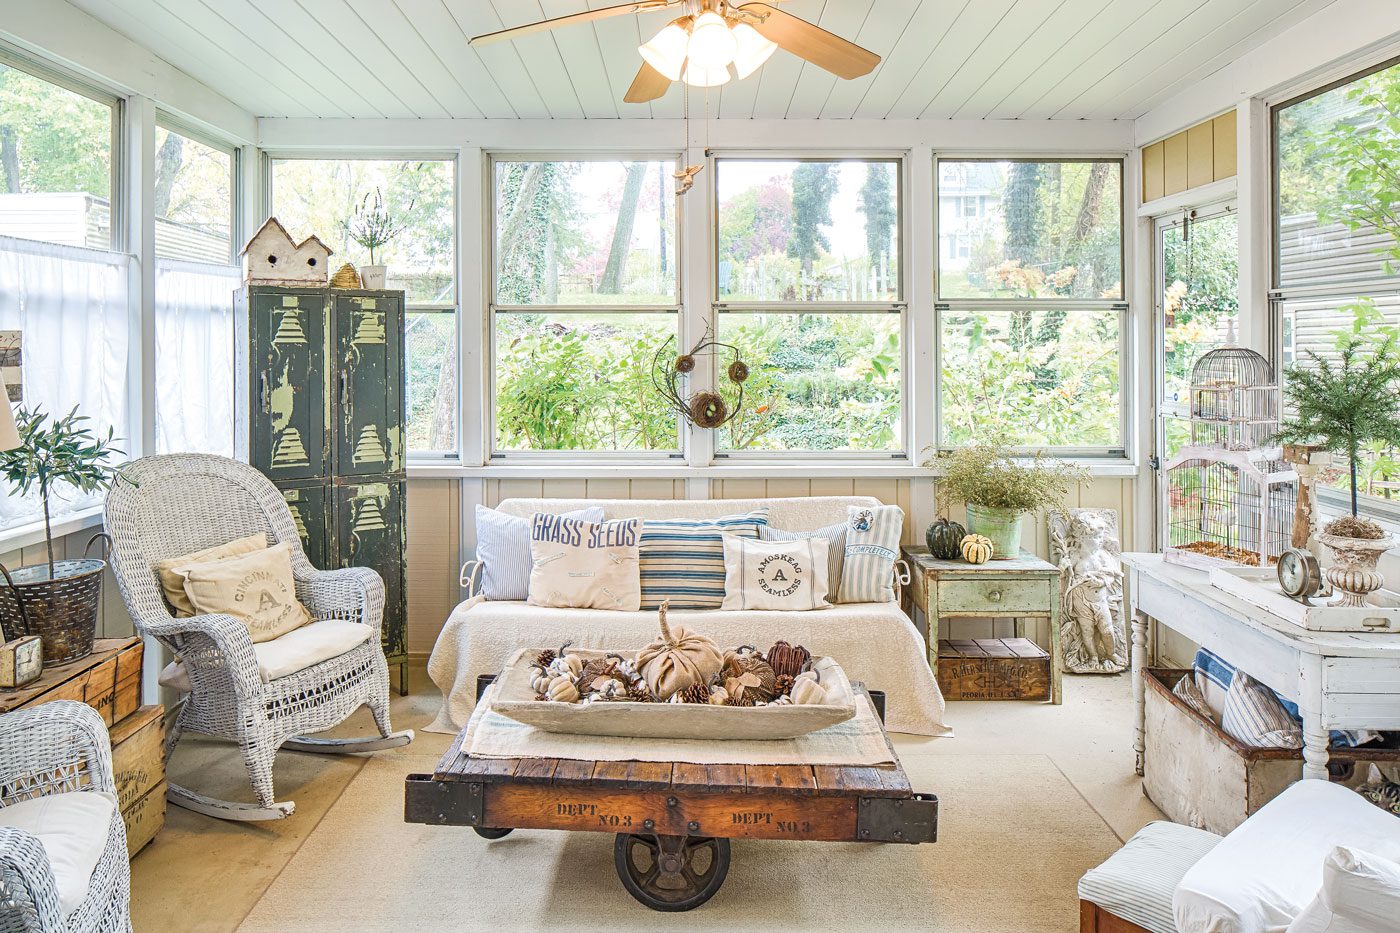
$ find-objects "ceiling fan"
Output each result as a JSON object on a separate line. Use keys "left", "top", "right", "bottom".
{"left": 469, "top": 1, "right": 880, "bottom": 104}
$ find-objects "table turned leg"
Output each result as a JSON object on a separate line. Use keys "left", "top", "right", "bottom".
{"left": 1131, "top": 610, "right": 1149, "bottom": 776}
{"left": 1301, "top": 709, "right": 1330, "bottom": 781}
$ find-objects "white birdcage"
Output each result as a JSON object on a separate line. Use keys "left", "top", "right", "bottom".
{"left": 1164, "top": 347, "right": 1298, "bottom": 569}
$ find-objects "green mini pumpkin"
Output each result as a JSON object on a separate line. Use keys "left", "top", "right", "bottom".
{"left": 960, "top": 533, "right": 994, "bottom": 564}
{"left": 926, "top": 518, "right": 967, "bottom": 560}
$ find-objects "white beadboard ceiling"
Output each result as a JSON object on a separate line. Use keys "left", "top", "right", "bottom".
{"left": 68, "top": 0, "right": 1333, "bottom": 121}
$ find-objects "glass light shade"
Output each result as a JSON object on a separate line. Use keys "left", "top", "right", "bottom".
{"left": 731, "top": 23, "right": 776, "bottom": 79}
{"left": 686, "top": 11, "right": 737, "bottom": 69}
{"left": 682, "top": 62, "right": 731, "bottom": 87}
{"left": 638, "top": 21, "right": 689, "bottom": 82}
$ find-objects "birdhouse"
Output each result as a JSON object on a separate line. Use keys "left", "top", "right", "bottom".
{"left": 241, "top": 217, "right": 333, "bottom": 285}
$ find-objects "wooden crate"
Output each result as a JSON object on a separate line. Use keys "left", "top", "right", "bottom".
{"left": 936, "top": 638, "right": 1050, "bottom": 701}
{"left": 1144, "top": 668, "right": 1400, "bottom": 835}
{"left": 123, "top": 780, "right": 167, "bottom": 857}
{"left": 110, "top": 705, "right": 166, "bottom": 856}
{"left": 0, "top": 637, "right": 141, "bottom": 724}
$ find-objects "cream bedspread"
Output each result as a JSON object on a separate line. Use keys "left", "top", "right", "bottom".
{"left": 426, "top": 597, "right": 952, "bottom": 737}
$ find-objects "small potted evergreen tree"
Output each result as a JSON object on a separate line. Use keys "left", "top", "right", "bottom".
{"left": 343, "top": 188, "right": 409, "bottom": 289}
{"left": 0, "top": 406, "right": 125, "bottom": 662}
{"left": 1272, "top": 302, "right": 1400, "bottom": 607}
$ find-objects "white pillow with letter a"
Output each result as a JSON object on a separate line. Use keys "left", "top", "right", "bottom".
{"left": 528, "top": 515, "right": 642, "bottom": 611}
{"left": 720, "top": 534, "right": 830, "bottom": 611}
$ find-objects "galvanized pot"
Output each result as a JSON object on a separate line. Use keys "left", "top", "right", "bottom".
{"left": 0, "top": 535, "right": 107, "bottom": 664}
{"left": 964, "top": 503, "right": 1025, "bottom": 560}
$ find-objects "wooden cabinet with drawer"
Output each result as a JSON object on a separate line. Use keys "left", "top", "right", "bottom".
{"left": 902, "top": 546, "right": 1063, "bottom": 703}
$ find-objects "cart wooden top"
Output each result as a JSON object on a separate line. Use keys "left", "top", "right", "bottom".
{"left": 433, "top": 685, "right": 913, "bottom": 800}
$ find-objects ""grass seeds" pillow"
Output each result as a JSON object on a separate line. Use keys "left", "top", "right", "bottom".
{"left": 528, "top": 515, "right": 642, "bottom": 611}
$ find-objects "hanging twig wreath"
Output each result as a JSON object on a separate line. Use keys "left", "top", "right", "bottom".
{"left": 650, "top": 328, "right": 749, "bottom": 431}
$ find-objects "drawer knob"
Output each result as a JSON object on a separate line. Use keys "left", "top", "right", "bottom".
{"left": 988, "top": 589, "right": 1003, "bottom": 602}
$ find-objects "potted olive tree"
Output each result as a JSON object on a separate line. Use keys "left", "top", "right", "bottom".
{"left": 343, "top": 188, "right": 409, "bottom": 289}
{"left": 0, "top": 407, "right": 125, "bottom": 662}
{"left": 925, "top": 444, "right": 1087, "bottom": 559}
{"left": 1272, "top": 302, "right": 1400, "bottom": 606}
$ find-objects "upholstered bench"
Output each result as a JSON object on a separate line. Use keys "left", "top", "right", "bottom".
{"left": 1078, "top": 821, "right": 1221, "bottom": 932}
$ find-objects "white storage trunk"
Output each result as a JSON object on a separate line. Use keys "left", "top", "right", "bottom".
{"left": 1143, "top": 668, "right": 1397, "bottom": 835}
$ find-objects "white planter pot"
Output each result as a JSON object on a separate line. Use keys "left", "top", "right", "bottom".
{"left": 359, "top": 265, "right": 387, "bottom": 289}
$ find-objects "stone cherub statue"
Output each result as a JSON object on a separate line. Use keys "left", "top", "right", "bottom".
{"left": 1050, "top": 508, "right": 1127, "bottom": 674}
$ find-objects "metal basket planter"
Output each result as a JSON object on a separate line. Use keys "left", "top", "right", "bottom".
{"left": 0, "top": 558, "right": 105, "bottom": 664}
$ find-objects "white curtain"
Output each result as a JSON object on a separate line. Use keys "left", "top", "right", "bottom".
{"left": 0, "top": 235, "right": 130, "bottom": 532}
{"left": 154, "top": 258, "right": 238, "bottom": 457}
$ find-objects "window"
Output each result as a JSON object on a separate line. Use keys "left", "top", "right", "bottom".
{"left": 936, "top": 158, "right": 1125, "bottom": 451}
{"left": 0, "top": 57, "right": 117, "bottom": 250}
{"left": 153, "top": 124, "right": 233, "bottom": 263}
{"left": 715, "top": 157, "right": 903, "bottom": 454}
{"left": 491, "top": 157, "right": 680, "bottom": 454}
{"left": 1273, "top": 57, "right": 1400, "bottom": 510}
{"left": 271, "top": 157, "right": 457, "bottom": 455}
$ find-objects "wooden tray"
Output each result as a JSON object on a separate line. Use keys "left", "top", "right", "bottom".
{"left": 1210, "top": 565, "right": 1400, "bottom": 633}
{"left": 490, "top": 648, "right": 856, "bottom": 740}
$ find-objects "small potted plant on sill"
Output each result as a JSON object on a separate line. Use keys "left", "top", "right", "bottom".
{"left": 0, "top": 406, "right": 126, "bottom": 663}
{"left": 924, "top": 444, "right": 1087, "bottom": 560}
{"left": 1271, "top": 301, "right": 1400, "bottom": 607}
{"left": 343, "top": 187, "right": 409, "bottom": 290}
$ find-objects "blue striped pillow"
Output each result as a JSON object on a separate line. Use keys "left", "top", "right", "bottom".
{"left": 638, "top": 509, "right": 769, "bottom": 610}
{"left": 837, "top": 504, "right": 904, "bottom": 603}
{"left": 1221, "top": 671, "right": 1302, "bottom": 749}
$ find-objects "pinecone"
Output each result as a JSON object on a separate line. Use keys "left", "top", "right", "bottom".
{"left": 534, "top": 692, "right": 548, "bottom": 702}
{"left": 773, "top": 673, "right": 796, "bottom": 698}
{"left": 534, "top": 647, "right": 557, "bottom": 669}
{"left": 675, "top": 682, "right": 711, "bottom": 704}
{"left": 626, "top": 682, "right": 653, "bottom": 703}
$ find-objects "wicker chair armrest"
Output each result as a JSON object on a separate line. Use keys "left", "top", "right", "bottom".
{"left": 0, "top": 827, "right": 63, "bottom": 932}
{"left": 294, "top": 566, "right": 385, "bottom": 634}
{"left": 0, "top": 700, "right": 115, "bottom": 798}
{"left": 138, "top": 614, "right": 263, "bottom": 698}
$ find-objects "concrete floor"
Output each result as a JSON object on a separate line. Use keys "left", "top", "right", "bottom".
{"left": 129, "top": 665, "right": 1162, "bottom": 931}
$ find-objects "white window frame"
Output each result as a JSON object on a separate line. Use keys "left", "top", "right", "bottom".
{"left": 153, "top": 114, "right": 240, "bottom": 265}
{"left": 709, "top": 150, "right": 910, "bottom": 462}
{"left": 486, "top": 151, "right": 687, "bottom": 463}
{"left": 265, "top": 150, "right": 461, "bottom": 461}
{"left": 932, "top": 153, "right": 1130, "bottom": 458}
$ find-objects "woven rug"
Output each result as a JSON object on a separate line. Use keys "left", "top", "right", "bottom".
{"left": 237, "top": 751, "right": 1121, "bottom": 932}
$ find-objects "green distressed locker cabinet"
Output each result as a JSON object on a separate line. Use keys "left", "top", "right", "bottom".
{"left": 234, "top": 285, "right": 408, "bottom": 693}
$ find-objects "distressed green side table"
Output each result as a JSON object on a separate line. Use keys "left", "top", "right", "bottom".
{"left": 901, "top": 546, "right": 1062, "bottom": 704}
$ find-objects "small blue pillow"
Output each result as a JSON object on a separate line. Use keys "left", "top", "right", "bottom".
{"left": 475, "top": 504, "right": 604, "bottom": 600}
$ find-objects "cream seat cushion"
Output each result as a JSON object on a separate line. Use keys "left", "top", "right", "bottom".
{"left": 0, "top": 791, "right": 118, "bottom": 917}
{"left": 158, "top": 619, "right": 375, "bottom": 691}
{"left": 153, "top": 533, "right": 267, "bottom": 617}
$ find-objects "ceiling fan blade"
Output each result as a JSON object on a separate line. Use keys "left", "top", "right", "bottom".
{"left": 470, "top": 1, "right": 681, "bottom": 46}
{"left": 736, "top": 3, "right": 880, "bottom": 80}
{"left": 624, "top": 61, "right": 672, "bottom": 103}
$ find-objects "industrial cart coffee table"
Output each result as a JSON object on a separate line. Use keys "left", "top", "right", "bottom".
{"left": 404, "top": 685, "right": 939, "bottom": 911}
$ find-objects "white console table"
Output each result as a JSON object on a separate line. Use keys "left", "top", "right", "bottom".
{"left": 1123, "top": 553, "right": 1400, "bottom": 781}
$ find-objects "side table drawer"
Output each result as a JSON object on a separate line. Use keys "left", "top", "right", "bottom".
{"left": 938, "top": 578, "right": 1051, "bottom": 614}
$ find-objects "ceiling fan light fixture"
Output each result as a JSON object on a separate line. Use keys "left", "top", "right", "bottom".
{"left": 730, "top": 23, "right": 776, "bottom": 79}
{"left": 682, "top": 61, "right": 731, "bottom": 88}
{"left": 686, "top": 10, "right": 737, "bottom": 70}
{"left": 638, "top": 19, "right": 689, "bottom": 82}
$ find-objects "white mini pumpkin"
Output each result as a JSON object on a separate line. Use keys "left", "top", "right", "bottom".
{"left": 959, "top": 533, "right": 994, "bottom": 564}
{"left": 546, "top": 675, "right": 579, "bottom": 703}
{"left": 789, "top": 669, "right": 827, "bottom": 705}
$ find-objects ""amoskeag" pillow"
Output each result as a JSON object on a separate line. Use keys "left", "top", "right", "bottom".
{"left": 720, "top": 535, "right": 831, "bottom": 611}
{"left": 528, "top": 515, "right": 642, "bottom": 611}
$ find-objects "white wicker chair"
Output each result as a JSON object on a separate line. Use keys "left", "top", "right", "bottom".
{"left": 104, "top": 454, "right": 412, "bottom": 822}
{"left": 0, "top": 700, "right": 130, "bottom": 933}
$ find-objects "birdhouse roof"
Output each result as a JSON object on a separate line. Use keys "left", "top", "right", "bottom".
{"left": 241, "top": 217, "right": 334, "bottom": 258}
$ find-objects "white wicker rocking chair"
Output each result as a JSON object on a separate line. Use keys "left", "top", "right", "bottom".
{"left": 0, "top": 701, "right": 130, "bottom": 933}
{"left": 104, "top": 454, "right": 412, "bottom": 822}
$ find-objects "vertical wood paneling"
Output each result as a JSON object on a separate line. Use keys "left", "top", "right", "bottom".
{"left": 764, "top": 478, "right": 811, "bottom": 499}
{"left": 1162, "top": 131, "right": 1189, "bottom": 196}
{"left": 1186, "top": 121, "right": 1215, "bottom": 189}
{"left": 1142, "top": 141, "right": 1166, "bottom": 202}
{"left": 1212, "top": 110, "right": 1238, "bottom": 178}
{"left": 1144, "top": 110, "right": 1238, "bottom": 204}
{"left": 407, "top": 479, "right": 461, "bottom": 655}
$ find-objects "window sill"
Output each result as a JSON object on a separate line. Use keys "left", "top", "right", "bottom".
{"left": 0, "top": 506, "right": 105, "bottom": 557}
{"left": 407, "top": 460, "right": 1141, "bottom": 480}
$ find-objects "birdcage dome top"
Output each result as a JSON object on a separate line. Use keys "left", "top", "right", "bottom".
{"left": 1190, "top": 346, "right": 1274, "bottom": 388}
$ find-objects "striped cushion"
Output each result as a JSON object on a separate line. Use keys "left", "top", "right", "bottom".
{"left": 759, "top": 522, "right": 846, "bottom": 595}
{"left": 1078, "top": 820, "right": 1221, "bottom": 933}
{"left": 638, "top": 509, "right": 769, "bottom": 610}
{"left": 1221, "top": 671, "right": 1303, "bottom": 749}
{"left": 837, "top": 504, "right": 903, "bottom": 604}
{"left": 1172, "top": 673, "right": 1214, "bottom": 721}
{"left": 475, "top": 504, "right": 604, "bottom": 600}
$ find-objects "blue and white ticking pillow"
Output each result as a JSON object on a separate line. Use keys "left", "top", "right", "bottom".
{"left": 837, "top": 504, "right": 904, "bottom": 604}
{"left": 638, "top": 509, "right": 769, "bottom": 610}
{"left": 1221, "top": 671, "right": 1303, "bottom": 749}
{"left": 474, "top": 504, "right": 604, "bottom": 601}
{"left": 759, "top": 522, "right": 846, "bottom": 596}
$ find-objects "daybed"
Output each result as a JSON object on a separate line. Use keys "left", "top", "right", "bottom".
{"left": 427, "top": 496, "right": 951, "bottom": 736}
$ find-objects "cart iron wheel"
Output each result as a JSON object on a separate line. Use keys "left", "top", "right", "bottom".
{"left": 473, "top": 826, "right": 513, "bottom": 839}
{"left": 613, "top": 833, "right": 730, "bottom": 912}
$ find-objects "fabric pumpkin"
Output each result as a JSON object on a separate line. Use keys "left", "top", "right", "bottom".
{"left": 546, "top": 675, "right": 579, "bottom": 703}
{"left": 790, "top": 670, "right": 827, "bottom": 705}
{"left": 634, "top": 600, "right": 723, "bottom": 700}
{"left": 765, "top": 641, "right": 811, "bottom": 679}
{"left": 925, "top": 518, "right": 966, "bottom": 561}
{"left": 960, "top": 534, "right": 993, "bottom": 564}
